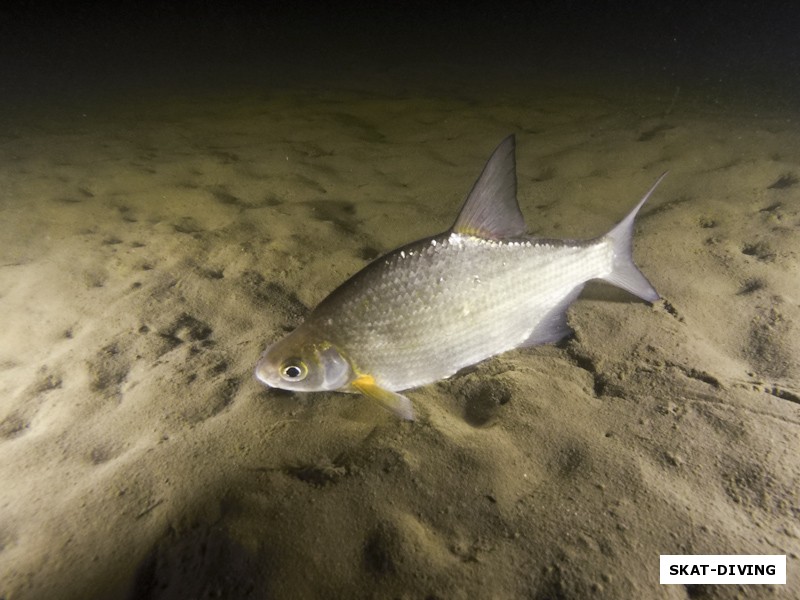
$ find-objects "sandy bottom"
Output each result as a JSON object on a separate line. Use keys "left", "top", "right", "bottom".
{"left": 1, "top": 84, "right": 798, "bottom": 599}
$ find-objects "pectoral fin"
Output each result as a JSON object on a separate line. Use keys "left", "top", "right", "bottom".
{"left": 351, "top": 375, "right": 415, "bottom": 421}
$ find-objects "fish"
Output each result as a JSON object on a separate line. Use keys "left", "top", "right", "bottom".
{"left": 255, "top": 135, "right": 665, "bottom": 420}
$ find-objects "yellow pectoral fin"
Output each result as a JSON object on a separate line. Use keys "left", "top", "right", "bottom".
{"left": 351, "top": 375, "right": 415, "bottom": 421}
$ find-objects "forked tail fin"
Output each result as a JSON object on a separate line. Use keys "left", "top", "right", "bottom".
{"left": 601, "top": 173, "right": 667, "bottom": 303}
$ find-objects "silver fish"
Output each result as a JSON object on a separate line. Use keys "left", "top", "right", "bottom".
{"left": 255, "top": 135, "right": 664, "bottom": 420}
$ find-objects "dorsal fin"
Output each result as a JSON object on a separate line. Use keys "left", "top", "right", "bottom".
{"left": 451, "top": 135, "right": 527, "bottom": 239}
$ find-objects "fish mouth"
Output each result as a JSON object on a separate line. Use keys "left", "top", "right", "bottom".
{"left": 253, "top": 357, "right": 276, "bottom": 388}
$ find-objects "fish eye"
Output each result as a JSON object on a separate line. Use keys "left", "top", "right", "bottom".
{"left": 280, "top": 360, "right": 308, "bottom": 381}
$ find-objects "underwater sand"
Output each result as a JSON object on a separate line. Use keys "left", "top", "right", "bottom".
{"left": 0, "top": 85, "right": 798, "bottom": 599}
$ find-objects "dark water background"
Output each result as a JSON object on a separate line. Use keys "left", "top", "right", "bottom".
{"left": 2, "top": 1, "right": 798, "bottom": 112}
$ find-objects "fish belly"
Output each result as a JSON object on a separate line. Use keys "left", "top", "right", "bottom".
{"left": 320, "top": 233, "right": 612, "bottom": 391}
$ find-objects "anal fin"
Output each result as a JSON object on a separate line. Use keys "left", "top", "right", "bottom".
{"left": 520, "top": 285, "right": 584, "bottom": 348}
{"left": 351, "top": 375, "right": 415, "bottom": 421}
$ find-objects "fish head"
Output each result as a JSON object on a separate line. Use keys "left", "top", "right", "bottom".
{"left": 254, "top": 329, "right": 353, "bottom": 393}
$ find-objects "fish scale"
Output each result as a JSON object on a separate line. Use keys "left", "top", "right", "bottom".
{"left": 309, "top": 232, "right": 610, "bottom": 391}
{"left": 255, "top": 135, "right": 664, "bottom": 420}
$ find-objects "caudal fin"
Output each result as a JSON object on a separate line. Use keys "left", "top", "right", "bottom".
{"left": 601, "top": 173, "right": 666, "bottom": 303}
